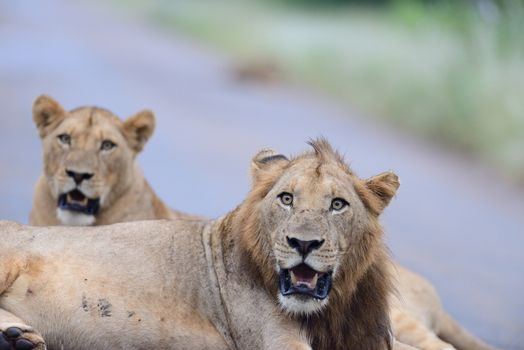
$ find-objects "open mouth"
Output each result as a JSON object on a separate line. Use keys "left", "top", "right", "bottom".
{"left": 279, "top": 263, "right": 332, "bottom": 300}
{"left": 58, "top": 189, "right": 100, "bottom": 215}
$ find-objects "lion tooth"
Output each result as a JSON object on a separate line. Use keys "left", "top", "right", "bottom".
{"left": 311, "top": 273, "right": 318, "bottom": 288}
{"left": 290, "top": 270, "right": 297, "bottom": 286}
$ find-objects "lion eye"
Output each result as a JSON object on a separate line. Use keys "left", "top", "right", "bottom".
{"left": 278, "top": 192, "right": 294, "bottom": 207}
{"left": 100, "top": 140, "right": 116, "bottom": 151}
{"left": 57, "top": 133, "right": 71, "bottom": 145}
{"left": 330, "top": 198, "right": 349, "bottom": 211}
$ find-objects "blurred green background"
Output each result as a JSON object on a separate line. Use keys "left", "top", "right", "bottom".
{"left": 113, "top": 0, "right": 524, "bottom": 181}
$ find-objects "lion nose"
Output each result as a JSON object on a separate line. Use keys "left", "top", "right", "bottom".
{"left": 286, "top": 236, "right": 325, "bottom": 256}
{"left": 66, "top": 169, "right": 93, "bottom": 185}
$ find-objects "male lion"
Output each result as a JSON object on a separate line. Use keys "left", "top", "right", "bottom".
{"left": 1, "top": 140, "right": 401, "bottom": 350}
{"left": 29, "top": 95, "right": 192, "bottom": 226}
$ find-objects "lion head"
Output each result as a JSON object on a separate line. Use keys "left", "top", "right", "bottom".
{"left": 32, "top": 95, "right": 155, "bottom": 226}
{"left": 235, "top": 139, "right": 399, "bottom": 347}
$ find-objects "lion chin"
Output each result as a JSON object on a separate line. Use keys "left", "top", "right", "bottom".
{"left": 278, "top": 293, "right": 329, "bottom": 315}
{"left": 56, "top": 208, "right": 96, "bottom": 226}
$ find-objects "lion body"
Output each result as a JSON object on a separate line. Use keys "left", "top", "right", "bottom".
{"left": 0, "top": 220, "right": 228, "bottom": 350}
{"left": 389, "top": 265, "right": 496, "bottom": 350}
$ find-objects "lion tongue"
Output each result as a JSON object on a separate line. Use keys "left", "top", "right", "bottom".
{"left": 290, "top": 264, "right": 319, "bottom": 289}
{"left": 68, "top": 190, "right": 87, "bottom": 205}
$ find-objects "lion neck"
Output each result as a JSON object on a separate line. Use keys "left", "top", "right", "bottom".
{"left": 302, "top": 255, "right": 393, "bottom": 350}
{"left": 223, "top": 200, "right": 393, "bottom": 350}
{"left": 94, "top": 164, "right": 172, "bottom": 224}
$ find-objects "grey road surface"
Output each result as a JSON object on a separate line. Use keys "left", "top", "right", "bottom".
{"left": 0, "top": 0, "right": 523, "bottom": 348}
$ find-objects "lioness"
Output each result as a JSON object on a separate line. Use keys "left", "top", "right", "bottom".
{"left": 29, "top": 95, "right": 192, "bottom": 226}
{"left": 1, "top": 140, "right": 401, "bottom": 349}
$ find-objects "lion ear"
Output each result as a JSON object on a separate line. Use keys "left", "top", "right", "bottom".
{"left": 364, "top": 172, "right": 400, "bottom": 214}
{"left": 250, "top": 149, "right": 289, "bottom": 186}
{"left": 123, "top": 110, "right": 156, "bottom": 153}
{"left": 32, "top": 95, "right": 66, "bottom": 138}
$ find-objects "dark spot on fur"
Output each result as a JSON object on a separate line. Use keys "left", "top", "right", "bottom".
{"left": 97, "top": 299, "right": 112, "bottom": 317}
{"left": 81, "top": 294, "right": 90, "bottom": 312}
{"left": 127, "top": 311, "right": 136, "bottom": 318}
{"left": 160, "top": 317, "right": 165, "bottom": 322}
{"left": 26, "top": 288, "right": 33, "bottom": 296}
{"left": 88, "top": 107, "right": 97, "bottom": 127}
{"left": 227, "top": 238, "right": 235, "bottom": 250}
{"left": 169, "top": 234, "right": 176, "bottom": 265}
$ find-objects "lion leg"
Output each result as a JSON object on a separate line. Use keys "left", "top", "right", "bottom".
{"left": 391, "top": 307, "right": 456, "bottom": 350}
{"left": 436, "top": 311, "right": 497, "bottom": 350}
{"left": 0, "top": 309, "right": 46, "bottom": 350}
{"left": 262, "top": 318, "right": 312, "bottom": 350}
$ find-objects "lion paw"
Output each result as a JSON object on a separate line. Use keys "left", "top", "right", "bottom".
{"left": 0, "top": 324, "right": 45, "bottom": 350}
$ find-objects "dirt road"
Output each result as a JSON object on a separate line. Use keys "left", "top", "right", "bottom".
{"left": 0, "top": 0, "right": 522, "bottom": 348}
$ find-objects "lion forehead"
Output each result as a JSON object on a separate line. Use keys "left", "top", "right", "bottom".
{"left": 56, "top": 109, "right": 125, "bottom": 143}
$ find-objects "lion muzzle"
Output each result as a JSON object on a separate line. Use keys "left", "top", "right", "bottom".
{"left": 58, "top": 189, "right": 100, "bottom": 215}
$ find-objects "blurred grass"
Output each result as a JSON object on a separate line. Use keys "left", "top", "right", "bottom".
{"left": 112, "top": 0, "right": 524, "bottom": 179}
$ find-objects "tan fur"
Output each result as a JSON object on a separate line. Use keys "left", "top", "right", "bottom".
{"left": 390, "top": 265, "right": 497, "bottom": 350}
{"left": 29, "top": 95, "right": 194, "bottom": 226}
{"left": 0, "top": 140, "right": 404, "bottom": 350}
